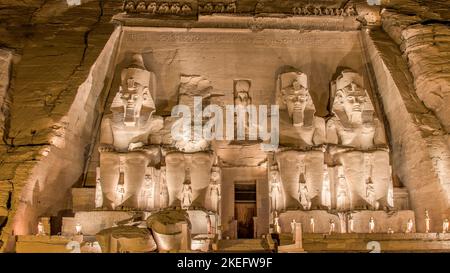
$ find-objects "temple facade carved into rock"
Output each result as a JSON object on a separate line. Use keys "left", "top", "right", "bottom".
{"left": 0, "top": 0, "right": 449, "bottom": 253}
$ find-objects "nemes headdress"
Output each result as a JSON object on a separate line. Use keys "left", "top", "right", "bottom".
{"left": 121, "top": 54, "right": 151, "bottom": 89}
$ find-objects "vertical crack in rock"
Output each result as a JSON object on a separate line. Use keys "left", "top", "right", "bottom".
{"left": 78, "top": 0, "right": 105, "bottom": 71}
{"left": 47, "top": 0, "right": 105, "bottom": 115}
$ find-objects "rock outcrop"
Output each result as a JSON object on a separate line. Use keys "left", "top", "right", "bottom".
{"left": 382, "top": 8, "right": 450, "bottom": 132}
{"left": 96, "top": 225, "right": 157, "bottom": 253}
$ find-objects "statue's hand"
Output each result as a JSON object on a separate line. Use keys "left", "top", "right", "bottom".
{"left": 128, "top": 142, "right": 145, "bottom": 151}
{"left": 98, "top": 144, "right": 115, "bottom": 153}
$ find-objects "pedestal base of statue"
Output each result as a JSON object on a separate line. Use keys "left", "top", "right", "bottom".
{"left": 72, "top": 234, "right": 84, "bottom": 243}
{"left": 278, "top": 209, "right": 415, "bottom": 234}
{"left": 191, "top": 234, "right": 216, "bottom": 252}
{"left": 301, "top": 233, "right": 450, "bottom": 252}
{"left": 278, "top": 244, "right": 306, "bottom": 253}
{"left": 62, "top": 210, "right": 142, "bottom": 236}
{"left": 15, "top": 235, "right": 72, "bottom": 253}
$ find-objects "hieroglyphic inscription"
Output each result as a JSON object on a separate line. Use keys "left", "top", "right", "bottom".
{"left": 125, "top": 32, "right": 353, "bottom": 48}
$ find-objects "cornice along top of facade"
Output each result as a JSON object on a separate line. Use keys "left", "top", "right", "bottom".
{"left": 116, "top": 0, "right": 381, "bottom": 29}
{"left": 121, "top": 0, "right": 378, "bottom": 18}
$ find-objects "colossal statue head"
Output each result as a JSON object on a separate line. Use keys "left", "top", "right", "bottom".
{"left": 111, "top": 54, "right": 156, "bottom": 127}
{"left": 279, "top": 72, "right": 314, "bottom": 126}
{"left": 332, "top": 70, "right": 374, "bottom": 124}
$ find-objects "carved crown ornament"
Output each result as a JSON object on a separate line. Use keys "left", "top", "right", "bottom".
{"left": 122, "top": 0, "right": 363, "bottom": 17}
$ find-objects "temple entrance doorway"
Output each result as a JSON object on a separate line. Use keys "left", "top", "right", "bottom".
{"left": 234, "top": 181, "right": 257, "bottom": 239}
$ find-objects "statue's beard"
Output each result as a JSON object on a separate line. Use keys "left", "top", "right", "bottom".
{"left": 349, "top": 111, "right": 362, "bottom": 124}
{"left": 292, "top": 107, "right": 305, "bottom": 126}
{"left": 123, "top": 103, "right": 144, "bottom": 127}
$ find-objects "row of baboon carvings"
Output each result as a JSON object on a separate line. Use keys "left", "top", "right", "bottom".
{"left": 122, "top": 0, "right": 358, "bottom": 17}
{"left": 92, "top": 54, "right": 396, "bottom": 215}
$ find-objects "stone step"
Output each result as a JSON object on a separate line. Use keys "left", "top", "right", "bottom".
{"left": 279, "top": 233, "right": 450, "bottom": 253}
{"left": 216, "top": 239, "right": 272, "bottom": 253}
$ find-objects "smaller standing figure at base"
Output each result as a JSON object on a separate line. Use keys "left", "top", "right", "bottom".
{"left": 348, "top": 213, "right": 354, "bottom": 233}
{"left": 406, "top": 219, "right": 414, "bottom": 233}
{"left": 95, "top": 167, "right": 103, "bottom": 209}
{"left": 181, "top": 169, "right": 193, "bottom": 209}
{"left": 321, "top": 165, "right": 331, "bottom": 210}
{"left": 290, "top": 219, "right": 296, "bottom": 242}
{"left": 443, "top": 219, "right": 449, "bottom": 234}
{"left": 298, "top": 172, "right": 311, "bottom": 210}
{"left": 336, "top": 166, "right": 349, "bottom": 211}
{"left": 366, "top": 177, "right": 379, "bottom": 210}
{"left": 181, "top": 183, "right": 193, "bottom": 209}
{"left": 209, "top": 167, "right": 221, "bottom": 213}
{"left": 75, "top": 223, "right": 82, "bottom": 235}
{"left": 115, "top": 183, "right": 125, "bottom": 209}
{"left": 269, "top": 165, "right": 283, "bottom": 212}
{"left": 273, "top": 213, "right": 281, "bottom": 234}
{"left": 369, "top": 217, "right": 375, "bottom": 233}
{"left": 310, "top": 217, "right": 315, "bottom": 233}
{"left": 329, "top": 219, "right": 336, "bottom": 235}
{"left": 37, "top": 222, "right": 45, "bottom": 236}
{"left": 425, "top": 210, "right": 431, "bottom": 233}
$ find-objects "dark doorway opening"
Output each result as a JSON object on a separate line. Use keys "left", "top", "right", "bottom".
{"left": 234, "top": 181, "right": 256, "bottom": 239}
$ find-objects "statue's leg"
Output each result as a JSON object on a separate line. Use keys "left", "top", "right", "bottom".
{"left": 100, "top": 152, "right": 120, "bottom": 209}
{"left": 123, "top": 152, "right": 149, "bottom": 208}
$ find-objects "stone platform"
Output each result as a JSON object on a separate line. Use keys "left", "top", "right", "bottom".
{"left": 15, "top": 235, "right": 76, "bottom": 253}
{"left": 62, "top": 209, "right": 218, "bottom": 236}
{"left": 280, "top": 233, "right": 450, "bottom": 253}
{"left": 278, "top": 210, "right": 415, "bottom": 234}
{"left": 216, "top": 239, "right": 273, "bottom": 253}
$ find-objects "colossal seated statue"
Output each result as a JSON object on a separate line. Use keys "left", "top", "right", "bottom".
{"left": 97, "top": 54, "right": 163, "bottom": 210}
{"left": 326, "top": 69, "right": 386, "bottom": 150}
{"left": 325, "top": 69, "right": 392, "bottom": 211}
{"left": 99, "top": 54, "right": 163, "bottom": 152}
{"left": 278, "top": 71, "right": 325, "bottom": 148}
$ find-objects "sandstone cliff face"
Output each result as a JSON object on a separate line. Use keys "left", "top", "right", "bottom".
{"left": 0, "top": 0, "right": 123, "bottom": 251}
{"left": 0, "top": 49, "right": 12, "bottom": 143}
{"left": 377, "top": 1, "right": 450, "bottom": 231}
{"left": 381, "top": 3, "right": 450, "bottom": 133}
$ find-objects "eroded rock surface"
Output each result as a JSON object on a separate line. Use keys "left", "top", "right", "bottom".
{"left": 381, "top": 4, "right": 450, "bottom": 132}
{"left": 96, "top": 225, "right": 157, "bottom": 253}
